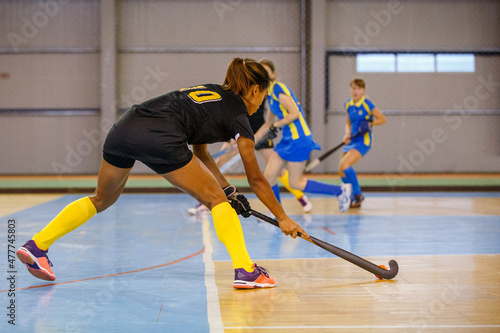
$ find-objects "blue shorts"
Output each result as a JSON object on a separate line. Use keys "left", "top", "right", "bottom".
{"left": 275, "top": 136, "right": 321, "bottom": 162}
{"left": 342, "top": 134, "right": 371, "bottom": 156}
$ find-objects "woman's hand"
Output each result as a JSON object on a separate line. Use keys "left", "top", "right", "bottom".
{"left": 343, "top": 133, "right": 351, "bottom": 145}
{"left": 278, "top": 216, "right": 310, "bottom": 239}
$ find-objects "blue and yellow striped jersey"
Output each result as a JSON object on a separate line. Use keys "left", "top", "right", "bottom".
{"left": 345, "top": 96, "right": 375, "bottom": 137}
{"left": 267, "top": 80, "right": 312, "bottom": 141}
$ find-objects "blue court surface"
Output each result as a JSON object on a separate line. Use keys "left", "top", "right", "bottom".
{"left": 1, "top": 193, "right": 499, "bottom": 332}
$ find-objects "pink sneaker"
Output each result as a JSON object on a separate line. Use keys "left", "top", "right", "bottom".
{"left": 233, "top": 264, "right": 276, "bottom": 289}
{"left": 17, "top": 240, "right": 56, "bottom": 281}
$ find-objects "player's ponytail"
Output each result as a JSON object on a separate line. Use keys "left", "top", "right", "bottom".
{"left": 223, "top": 58, "right": 270, "bottom": 96}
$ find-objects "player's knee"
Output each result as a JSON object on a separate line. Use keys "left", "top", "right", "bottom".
{"left": 339, "top": 160, "right": 350, "bottom": 172}
{"left": 89, "top": 194, "right": 116, "bottom": 213}
{"left": 264, "top": 172, "right": 275, "bottom": 185}
{"left": 201, "top": 189, "right": 227, "bottom": 211}
{"left": 288, "top": 178, "right": 301, "bottom": 190}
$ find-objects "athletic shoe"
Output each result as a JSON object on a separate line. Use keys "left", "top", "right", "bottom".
{"left": 233, "top": 263, "right": 276, "bottom": 289}
{"left": 16, "top": 240, "right": 56, "bottom": 281}
{"left": 350, "top": 193, "right": 365, "bottom": 208}
{"left": 297, "top": 195, "right": 313, "bottom": 213}
{"left": 187, "top": 202, "right": 210, "bottom": 215}
{"left": 337, "top": 183, "right": 352, "bottom": 213}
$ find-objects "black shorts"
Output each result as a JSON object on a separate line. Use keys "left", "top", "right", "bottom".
{"left": 102, "top": 108, "right": 193, "bottom": 174}
{"left": 255, "top": 138, "right": 274, "bottom": 151}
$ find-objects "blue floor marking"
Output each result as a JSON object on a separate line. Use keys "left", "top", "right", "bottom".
{"left": 211, "top": 213, "right": 500, "bottom": 261}
{"left": 212, "top": 194, "right": 500, "bottom": 260}
{"left": 2, "top": 194, "right": 210, "bottom": 333}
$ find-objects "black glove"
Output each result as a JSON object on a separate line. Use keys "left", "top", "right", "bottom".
{"left": 267, "top": 125, "right": 279, "bottom": 140}
{"left": 254, "top": 126, "right": 279, "bottom": 150}
{"left": 358, "top": 120, "right": 372, "bottom": 135}
{"left": 223, "top": 185, "right": 251, "bottom": 218}
{"left": 254, "top": 138, "right": 272, "bottom": 150}
{"left": 254, "top": 125, "right": 279, "bottom": 150}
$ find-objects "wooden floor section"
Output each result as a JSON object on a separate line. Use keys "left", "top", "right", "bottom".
{"left": 215, "top": 255, "right": 500, "bottom": 332}
{"left": 213, "top": 194, "right": 500, "bottom": 332}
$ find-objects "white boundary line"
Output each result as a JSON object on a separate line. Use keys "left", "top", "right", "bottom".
{"left": 202, "top": 215, "right": 224, "bottom": 333}
{"left": 224, "top": 325, "right": 500, "bottom": 330}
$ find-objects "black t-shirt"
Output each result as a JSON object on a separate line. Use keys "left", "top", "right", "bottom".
{"left": 136, "top": 83, "right": 254, "bottom": 144}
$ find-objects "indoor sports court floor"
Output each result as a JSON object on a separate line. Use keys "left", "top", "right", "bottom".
{"left": 1, "top": 181, "right": 500, "bottom": 332}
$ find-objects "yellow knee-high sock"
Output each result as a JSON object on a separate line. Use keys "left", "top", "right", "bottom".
{"left": 279, "top": 170, "right": 305, "bottom": 200}
{"left": 32, "top": 197, "right": 97, "bottom": 251}
{"left": 211, "top": 202, "right": 253, "bottom": 272}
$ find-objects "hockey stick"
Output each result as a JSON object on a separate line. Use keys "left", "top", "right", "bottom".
{"left": 250, "top": 209, "right": 399, "bottom": 279}
{"left": 304, "top": 132, "right": 363, "bottom": 172}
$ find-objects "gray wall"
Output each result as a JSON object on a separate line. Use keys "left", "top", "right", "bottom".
{"left": 0, "top": 0, "right": 498, "bottom": 175}
{"left": 321, "top": 0, "right": 500, "bottom": 173}
{"left": 327, "top": 0, "right": 500, "bottom": 49}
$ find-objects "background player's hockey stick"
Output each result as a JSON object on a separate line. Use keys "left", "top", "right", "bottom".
{"left": 250, "top": 209, "right": 399, "bottom": 279}
{"left": 304, "top": 132, "right": 363, "bottom": 172}
{"left": 211, "top": 145, "right": 236, "bottom": 159}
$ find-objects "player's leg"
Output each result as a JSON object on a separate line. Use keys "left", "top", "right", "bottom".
{"left": 259, "top": 148, "right": 302, "bottom": 195}
{"left": 188, "top": 141, "right": 238, "bottom": 215}
{"left": 256, "top": 147, "right": 273, "bottom": 163}
{"left": 259, "top": 148, "right": 311, "bottom": 211}
{"left": 188, "top": 141, "right": 240, "bottom": 215}
{"left": 17, "top": 158, "right": 132, "bottom": 281}
{"left": 162, "top": 155, "right": 275, "bottom": 288}
{"left": 263, "top": 151, "right": 287, "bottom": 203}
{"left": 279, "top": 169, "right": 312, "bottom": 212}
{"left": 285, "top": 160, "right": 308, "bottom": 191}
{"left": 286, "top": 161, "right": 352, "bottom": 213}
{"left": 339, "top": 149, "right": 364, "bottom": 207}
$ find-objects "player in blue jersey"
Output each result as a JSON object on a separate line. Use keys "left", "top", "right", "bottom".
{"left": 259, "top": 60, "right": 352, "bottom": 213}
{"left": 340, "top": 78, "right": 386, "bottom": 207}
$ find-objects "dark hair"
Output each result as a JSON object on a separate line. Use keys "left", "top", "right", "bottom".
{"left": 223, "top": 58, "right": 270, "bottom": 95}
{"left": 259, "top": 59, "right": 275, "bottom": 74}
{"left": 350, "top": 78, "right": 366, "bottom": 89}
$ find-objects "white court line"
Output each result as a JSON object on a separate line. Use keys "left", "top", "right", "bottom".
{"left": 224, "top": 325, "right": 500, "bottom": 330}
{"left": 202, "top": 215, "right": 224, "bottom": 333}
